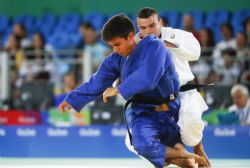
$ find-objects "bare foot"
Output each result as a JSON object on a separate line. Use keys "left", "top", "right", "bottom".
{"left": 194, "top": 142, "right": 211, "bottom": 168}
{"left": 184, "top": 149, "right": 206, "bottom": 166}
{"left": 166, "top": 158, "right": 196, "bottom": 168}
{"left": 174, "top": 143, "right": 206, "bottom": 166}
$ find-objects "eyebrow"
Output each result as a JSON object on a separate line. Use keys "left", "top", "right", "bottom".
{"left": 139, "top": 22, "right": 156, "bottom": 28}
{"left": 149, "top": 23, "right": 156, "bottom": 26}
{"left": 139, "top": 26, "right": 146, "bottom": 29}
{"left": 112, "top": 42, "right": 121, "bottom": 46}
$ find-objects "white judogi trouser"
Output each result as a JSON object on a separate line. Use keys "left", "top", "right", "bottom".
{"left": 178, "top": 89, "right": 208, "bottom": 146}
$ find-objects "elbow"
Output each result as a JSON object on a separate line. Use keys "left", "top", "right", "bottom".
{"left": 186, "top": 53, "right": 199, "bottom": 61}
{"left": 189, "top": 46, "right": 201, "bottom": 61}
{"left": 189, "top": 37, "right": 201, "bottom": 61}
{"left": 194, "top": 40, "right": 201, "bottom": 60}
{"left": 191, "top": 53, "right": 200, "bottom": 61}
{"left": 196, "top": 46, "right": 201, "bottom": 59}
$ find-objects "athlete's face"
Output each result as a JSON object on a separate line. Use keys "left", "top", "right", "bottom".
{"left": 108, "top": 33, "right": 135, "bottom": 57}
{"left": 137, "top": 14, "right": 162, "bottom": 38}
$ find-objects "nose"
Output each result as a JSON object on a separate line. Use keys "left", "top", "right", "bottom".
{"left": 146, "top": 27, "right": 152, "bottom": 34}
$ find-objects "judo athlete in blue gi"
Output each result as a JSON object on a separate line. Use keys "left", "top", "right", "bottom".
{"left": 58, "top": 14, "right": 204, "bottom": 168}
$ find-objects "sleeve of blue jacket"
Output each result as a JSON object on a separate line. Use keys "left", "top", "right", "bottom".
{"left": 118, "top": 39, "right": 172, "bottom": 100}
{"left": 64, "top": 55, "right": 120, "bottom": 112}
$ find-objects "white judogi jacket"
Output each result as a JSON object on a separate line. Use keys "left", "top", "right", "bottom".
{"left": 161, "top": 27, "right": 199, "bottom": 86}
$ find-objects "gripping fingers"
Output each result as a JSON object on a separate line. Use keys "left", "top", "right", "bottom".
{"left": 58, "top": 102, "right": 71, "bottom": 114}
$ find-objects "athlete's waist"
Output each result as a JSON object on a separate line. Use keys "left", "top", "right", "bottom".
{"left": 180, "top": 80, "right": 214, "bottom": 92}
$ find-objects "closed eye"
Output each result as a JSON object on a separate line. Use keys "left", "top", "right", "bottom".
{"left": 149, "top": 23, "right": 156, "bottom": 28}
{"left": 110, "top": 42, "right": 121, "bottom": 48}
{"left": 139, "top": 26, "right": 146, "bottom": 30}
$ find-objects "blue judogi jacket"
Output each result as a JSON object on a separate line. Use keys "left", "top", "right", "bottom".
{"left": 65, "top": 35, "right": 180, "bottom": 115}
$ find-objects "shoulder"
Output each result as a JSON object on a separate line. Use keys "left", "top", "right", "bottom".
{"left": 145, "top": 35, "right": 164, "bottom": 46}
{"left": 137, "top": 35, "right": 163, "bottom": 50}
{"left": 106, "top": 52, "right": 121, "bottom": 62}
{"left": 228, "top": 104, "right": 238, "bottom": 113}
{"left": 161, "top": 27, "right": 180, "bottom": 43}
{"left": 161, "top": 26, "right": 174, "bottom": 35}
{"left": 141, "top": 34, "right": 157, "bottom": 41}
{"left": 104, "top": 52, "right": 124, "bottom": 68}
{"left": 143, "top": 35, "right": 172, "bottom": 58}
{"left": 161, "top": 26, "right": 192, "bottom": 39}
{"left": 216, "top": 41, "right": 226, "bottom": 48}
{"left": 246, "top": 99, "right": 250, "bottom": 109}
{"left": 161, "top": 26, "right": 189, "bottom": 36}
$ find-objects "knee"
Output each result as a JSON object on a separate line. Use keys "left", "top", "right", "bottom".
{"left": 133, "top": 138, "right": 166, "bottom": 168}
{"left": 180, "top": 118, "right": 204, "bottom": 146}
{"left": 134, "top": 144, "right": 155, "bottom": 158}
{"left": 133, "top": 141, "right": 159, "bottom": 158}
{"left": 186, "top": 117, "right": 204, "bottom": 132}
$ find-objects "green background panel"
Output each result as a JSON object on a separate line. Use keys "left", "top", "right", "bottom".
{"left": 0, "top": 0, "right": 249, "bottom": 17}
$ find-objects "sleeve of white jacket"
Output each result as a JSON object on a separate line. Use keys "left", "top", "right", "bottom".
{"left": 161, "top": 27, "right": 201, "bottom": 61}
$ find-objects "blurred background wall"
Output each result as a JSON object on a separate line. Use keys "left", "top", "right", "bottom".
{"left": 0, "top": 0, "right": 250, "bottom": 17}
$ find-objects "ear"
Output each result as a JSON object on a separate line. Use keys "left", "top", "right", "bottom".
{"left": 127, "top": 32, "right": 134, "bottom": 41}
{"left": 159, "top": 18, "right": 163, "bottom": 27}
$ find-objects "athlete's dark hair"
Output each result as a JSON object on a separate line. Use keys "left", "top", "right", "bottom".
{"left": 137, "top": 7, "right": 159, "bottom": 19}
{"left": 80, "top": 22, "right": 95, "bottom": 30}
{"left": 101, "top": 14, "right": 135, "bottom": 42}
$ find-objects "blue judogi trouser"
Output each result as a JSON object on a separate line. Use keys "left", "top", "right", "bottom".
{"left": 131, "top": 111, "right": 182, "bottom": 168}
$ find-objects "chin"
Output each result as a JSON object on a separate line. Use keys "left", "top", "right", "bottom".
{"left": 119, "top": 53, "right": 128, "bottom": 57}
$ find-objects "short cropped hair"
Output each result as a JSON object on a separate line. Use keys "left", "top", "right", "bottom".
{"left": 101, "top": 14, "right": 135, "bottom": 42}
{"left": 80, "top": 22, "right": 95, "bottom": 30}
{"left": 231, "top": 84, "right": 249, "bottom": 96}
{"left": 220, "top": 23, "right": 233, "bottom": 33}
{"left": 137, "top": 7, "right": 159, "bottom": 19}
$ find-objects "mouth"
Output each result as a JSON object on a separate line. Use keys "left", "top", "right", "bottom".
{"left": 117, "top": 52, "right": 128, "bottom": 57}
{"left": 116, "top": 51, "right": 124, "bottom": 56}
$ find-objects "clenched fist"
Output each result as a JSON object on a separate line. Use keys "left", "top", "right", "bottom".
{"left": 57, "top": 101, "right": 73, "bottom": 114}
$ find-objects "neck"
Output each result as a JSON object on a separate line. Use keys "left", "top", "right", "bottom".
{"left": 158, "top": 32, "right": 162, "bottom": 38}
{"left": 127, "top": 38, "right": 138, "bottom": 56}
{"left": 134, "top": 37, "right": 140, "bottom": 45}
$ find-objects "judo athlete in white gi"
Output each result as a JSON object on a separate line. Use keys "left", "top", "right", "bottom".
{"left": 58, "top": 14, "right": 205, "bottom": 168}
{"left": 125, "top": 7, "right": 211, "bottom": 167}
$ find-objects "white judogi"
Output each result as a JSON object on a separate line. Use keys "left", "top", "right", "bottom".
{"left": 161, "top": 27, "right": 208, "bottom": 146}
{"left": 126, "top": 27, "right": 208, "bottom": 149}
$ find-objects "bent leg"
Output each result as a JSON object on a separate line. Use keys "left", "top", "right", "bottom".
{"left": 132, "top": 119, "right": 166, "bottom": 168}
{"left": 194, "top": 141, "right": 212, "bottom": 167}
{"left": 131, "top": 112, "right": 205, "bottom": 168}
{"left": 166, "top": 143, "right": 205, "bottom": 165}
{"left": 178, "top": 91, "right": 206, "bottom": 146}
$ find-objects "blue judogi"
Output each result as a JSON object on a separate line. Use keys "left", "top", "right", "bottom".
{"left": 65, "top": 35, "right": 181, "bottom": 168}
